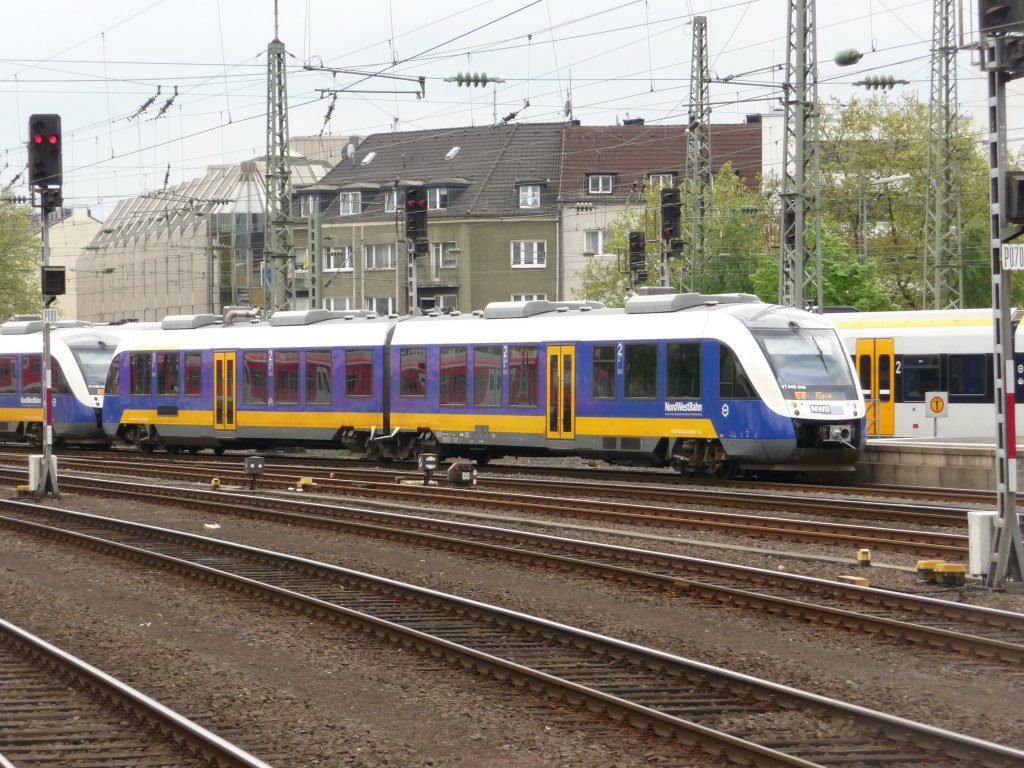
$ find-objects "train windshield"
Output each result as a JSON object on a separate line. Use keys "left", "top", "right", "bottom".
{"left": 753, "top": 328, "right": 858, "bottom": 400}
{"left": 69, "top": 344, "right": 118, "bottom": 394}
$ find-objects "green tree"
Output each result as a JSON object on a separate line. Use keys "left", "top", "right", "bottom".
{"left": 0, "top": 194, "right": 39, "bottom": 319}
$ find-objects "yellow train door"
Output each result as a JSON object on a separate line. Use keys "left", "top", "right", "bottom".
{"left": 855, "top": 338, "right": 894, "bottom": 436}
{"left": 546, "top": 346, "right": 575, "bottom": 440}
{"left": 214, "top": 351, "right": 236, "bottom": 431}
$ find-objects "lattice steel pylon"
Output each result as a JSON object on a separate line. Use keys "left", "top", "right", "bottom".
{"left": 264, "top": 25, "right": 293, "bottom": 314}
{"left": 778, "top": 0, "right": 822, "bottom": 311}
{"left": 923, "top": 0, "right": 963, "bottom": 310}
{"left": 681, "top": 15, "right": 711, "bottom": 293}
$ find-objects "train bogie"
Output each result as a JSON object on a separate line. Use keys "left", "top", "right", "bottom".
{"left": 102, "top": 294, "right": 865, "bottom": 477}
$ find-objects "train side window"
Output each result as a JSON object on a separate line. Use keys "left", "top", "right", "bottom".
{"left": 243, "top": 351, "right": 269, "bottom": 405}
{"left": 901, "top": 355, "right": 939, "bottom": 401}
{"left": 400, "top": 347, "right": 427, "bottom": 398}
{"left": 306, "top": 349, "right": 332, "bottom": 404}
{"left": 666, "top": 342, "right": 701, "bottom": 399}
{"left": 275, "top": 350, "right": 300, "bottom": 405}
{"left": 473, "top": 345, "right": 503, "bottom": 407}
{"left": 128, "top": 353, "right": 152, "bottom": 396}
{"left": 105, "top": 357, "right": 120, "bottom": 396}
{"left": 20, "top": 355, "right": 41, "bottom": 395}
{"left": 184, "top": 352, "right": 202, "bottom": 396}
{"left": 440, "top": 346, "right": 468, "bottom": 406}
{"left": 624, "top": 343, "right": 657, "bottom": 399}
{"left": 719, "top": 345, "right": 756, "bottom": 399}
{"left": 51, "top": 359, "right": 71, "bottom": 395}
{"left": 156, "top": 352, "right": 180, "bottom": 395}
{"left": 592, "top": 344, "right": 617, "bottom": 399}
{"left": 0, "top": 355, "right": 16, "bottom": 395}
{"left": 949, "top": 354, "right": 985, "bottom": 396}
{"left": 346, "top": 349, "right": 373, "bottom": 397}
{"left": 509, "top": 346, "right": 539, "bottom": 407}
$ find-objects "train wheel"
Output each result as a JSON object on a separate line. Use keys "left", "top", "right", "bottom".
{"left": 712, "top": 461, "right": 738, "bottom": 480}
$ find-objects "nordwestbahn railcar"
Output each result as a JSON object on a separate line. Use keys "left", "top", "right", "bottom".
{"left": 833, "top": 308, "right": 1022, "bottom": 441}
{"left": 0, "top": 318, "right": 140, "bottom": 447}
{"left": 101, "top": 292, "right": 865, "bottom": 476}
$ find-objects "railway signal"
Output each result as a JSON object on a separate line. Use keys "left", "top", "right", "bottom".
{"left": 404, "top": 185, "right": 428, "bottom": 257}
{"left": 28, "top": 114, "right": 62, "bottom": 190}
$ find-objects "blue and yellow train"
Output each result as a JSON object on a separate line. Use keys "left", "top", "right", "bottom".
{"left": 100, "top": 292, "right": 865, "bottom": 477}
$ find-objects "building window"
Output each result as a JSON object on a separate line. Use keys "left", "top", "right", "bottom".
{"left": 445, "top": 146, "right": 461, "bottom": 160}
{"left": 293, "top": 247, "right": 307, "bottom": 269}
{"left": 366, "top": 296, "right": 396, "bottom": 315}
{"left": 584, "top": 229, "right": 607, "bottom": 256}
{"left": 511, "top": 240, "right": 546, "bottom": 268}
{"left": 512, "top": 293, "right": 547, "bottom": 301}
{"left": 427, "top": 187, "right": 449, "bottom": 210}
{"left": 325, "top": 245, "right": 353, "bottom": 271}
{"left": 383, "top": 189, "right": 397, "bottom": 213}
{"left": 519, "top": 184, "right": 542, "bottom": 208}
{"left": 647, "top": 173, "right": 675, "bottom": 189}
{"left": 365, "top": 243, "right": 395, "bottom": 270}
{"left": 299, "top": 195, "right": 317, "bottom": 218}
{"left": 432, "top": 241, "right": 458, "bottom": 269}
{"left": 588, "top": 174, "right": 614, "bottom": 194}
{"left": 436, "top": 294, "right": 458, "bottom": 312}
{"left": 325, "top": 296, "right": 354, "bottom": 311}
{"left": 338, "top": 191, "right": 361, "bottom": 215}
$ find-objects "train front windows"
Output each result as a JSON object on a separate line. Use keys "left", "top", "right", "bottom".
{"left": 592, "top": 345, "right": 617, "bottom": 399}
{"left": 624, "top": 344, "right": 657, "bottom": 399}
{"left": 719, "top": 346, "right": 756, "bottom": 399}
{"left": 345, "top": 349, "right": 373, "bottom": 397}
{"left": 275, "top": 350, "right": 299, "bottom": 405}
{"left": 753, "top": 328, "right": 857, "bottom": 399}
{"left": 400, "top": 347, "right": 427, "bottom": 398}
{"left": 184, "top": 352, "right": 202, "bottom": 396}
{"left": 128, "top": 353, "right": 152, "bottom": 396}
{"left": 306, "top": 350, "right": 332, "bottom": 405}
{"left": 20, "top": 355, "right": 41, "bottom": 395}
{"left": 901, "top": 355, "right": 939, "bottom": 401}
{"left": 666, "top": 343, "right": 701, "bottom": 399}
{"left": 105, "top": 358, "right": 120, "bottom": 396}
{"left": 0, "top": 355, "right": 16, "bottom": 395}
{"left": 70, "top": 346, "right": 118, "bottom": 389}
{"left": 509, "top": 346, "right": 539, "bottom": 407}
{"left": 156, "top": 353, "right": 180, "bottom": 395}
{"left": 949, "top": 354, "right": 985, "bottom": 396}
{"left": 440, "top": 346, "right": 468, "bottom": 406}
{"left": 473, "top": 346, "right": 503, "bottom": 407}
{"left": 243, "top": 351, "right": 269, "bottom": 405}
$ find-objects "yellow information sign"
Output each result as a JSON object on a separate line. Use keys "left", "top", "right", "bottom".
{"left": 925, "top": 391, "right": 948, "bottom": 418}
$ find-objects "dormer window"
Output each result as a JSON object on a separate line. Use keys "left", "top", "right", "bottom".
{"left": 338, "top": 191, "right": 361, "bottom": 215}
{"left": 519, "top": 184, "right": 542, "bottom": 209}
{"left": 647, "top": 172, "right": 676, "bottom": 189}
{"left": 588, "top": 174, "right": 614, "bottom": 194}
{"left": 383, "top": 189, "right": 397, "bottom": 213}
{"left": 299, "top": 195, "right": 317, "bottom": 218}
{"left": 428, "top": 187, "right": 449, "bottom": 210}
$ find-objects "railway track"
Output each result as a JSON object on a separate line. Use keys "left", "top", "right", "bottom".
{"left": 0, "top": 616, "right": 270, "bottom": 768}
{"left": 4, "top": 472, "right": 1020, "bottom": 666}
{"left": 5, "top": 457, "right": 969, "bottom": 557}
{"left": 0, "top": 498, "right": 1020, "bottom": 768}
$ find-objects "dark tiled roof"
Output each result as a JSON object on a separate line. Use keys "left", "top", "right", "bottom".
{"left": 559, "top": 122, "right": 762, "bottom": 202}
{"left": 317, "top": 123, "right": 564, "bottom": 220}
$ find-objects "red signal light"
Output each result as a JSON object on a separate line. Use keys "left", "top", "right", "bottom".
{"left": 48, "top": 134, "right": 59, "bottom": 145}
{"left": 33, "top": 135, "right": 44, "bottom": 145}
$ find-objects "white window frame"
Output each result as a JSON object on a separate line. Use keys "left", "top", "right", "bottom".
{"left": 325, "top": 245, "right": 353, "bottom": 271}
{"left": 588, "top": 174, "right": 614, "bottom": 194}
{"left": 293, "top": 247, "right": 307, "bottom": 269}
{"left": 432, "top": 241, "right": 458, "bottom": 269}
{"left": 512, "top": 293, "right": 547, "bottom": 301}
{"left": 511, "top": 240, "right": 546, "bottom": 268}
{"left": 364, "top": 243, "right": 395, "bottom": 270}
{"left": 436, "top": 294, "right": 458, "bottom": 311}
{"left": 299, "top": 195, "right": 317, "bottom": 218}
{"left": 338, "top": 191, "right": 361, "bottom": 215}
{"left": 325, "top": 296, "right": 354, "bottom": 311}
{"left": 647, "top": 173, "right": 675, "bottom": 189}
{"left": 518, "top": 184, "right": 542, "bottom": 209}
{"left": 427, "top": 187, "right": 449, "bottom": 210}
{"left": 383, "top": 189, "right": 397, "bottom": 213}
{"left": 366, "top": 296, "right": 396, "bottom": 315}
{"left": 584, "top": 229, "right": 607, "bottom": 256}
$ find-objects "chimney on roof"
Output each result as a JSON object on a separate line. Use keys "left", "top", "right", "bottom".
{"left": 745, "top": 114, "right": 762, "bottom": 124}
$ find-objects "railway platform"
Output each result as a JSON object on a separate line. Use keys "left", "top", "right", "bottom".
{"left": 856, "top": 438, "right": 1020, "bottom": 491}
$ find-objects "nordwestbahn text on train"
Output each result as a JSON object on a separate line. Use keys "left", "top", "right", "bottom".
{"left": 2, "top": 293, "right": 866, "bottom": 478}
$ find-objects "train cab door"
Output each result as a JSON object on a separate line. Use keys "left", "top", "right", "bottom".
{"left": 855, "top": 338, "right": 895, "bottom": 436}
{"left": 546, "top": 346, "right": 575, "bottom": 440}
{"left": 213, "top": 351, "right": 236, "bottom": 431}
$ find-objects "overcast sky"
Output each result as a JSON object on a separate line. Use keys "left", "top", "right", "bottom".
{"left": 0, "top": 0, "right": 995, "bottom": 220}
